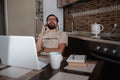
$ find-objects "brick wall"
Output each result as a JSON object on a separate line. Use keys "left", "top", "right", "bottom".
{"left": 64, "top": 0, "right": 120, "bottom": 33}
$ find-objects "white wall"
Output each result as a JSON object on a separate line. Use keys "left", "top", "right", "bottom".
{"left": 4, "top": 0, "right": 36, "bottom": 36}
{"left": 43, "top": 0, "right": 63, "bottom": 31}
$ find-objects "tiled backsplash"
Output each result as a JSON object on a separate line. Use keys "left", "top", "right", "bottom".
{"left": 71, "top": 5, "right": 120, "bottom": 17}
{"left": 64, "top": 0, "right": 120, "bottom": 33}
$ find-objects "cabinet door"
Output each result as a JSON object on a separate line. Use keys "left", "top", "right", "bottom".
{"left": 57, "top": 0, "right": 79, "bottom": 7}
{"left": 0, "top": 0, "right": 5, "bottom": 35}
{"left": 5, "top": 0, "right": 36, "bottom": 36}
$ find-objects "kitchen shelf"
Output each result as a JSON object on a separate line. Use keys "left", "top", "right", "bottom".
{"left": 57, "top": 0, "right": 89, "bottom": 8}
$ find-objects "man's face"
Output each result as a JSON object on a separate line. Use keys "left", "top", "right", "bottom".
{"left": 47, "top": 16, "right": 58, "bottom": 30}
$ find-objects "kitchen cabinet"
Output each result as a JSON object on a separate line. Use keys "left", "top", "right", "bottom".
{"left": 57, "top": 0, "right": 90, "bottom": 8}
{"left": 57, "top": 0, "right": 79, "bottom": 8}
{"left": 63, "top": 37, "right": 89, "bottom": 57}
{"left": 5, "top": 0, "right": 43, "bottom": 37}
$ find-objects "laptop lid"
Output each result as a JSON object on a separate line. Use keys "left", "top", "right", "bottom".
{"left": 0, "top": 36, "right": 47, "bottom": 70}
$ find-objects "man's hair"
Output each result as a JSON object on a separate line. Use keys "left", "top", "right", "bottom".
{"left": 46, "top": 14, "right": 59, "bottom": 22}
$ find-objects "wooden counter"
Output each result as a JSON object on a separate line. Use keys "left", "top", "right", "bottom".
{"left": 66, "top": 32, "right": 120, "bottom": 46}
{"left": 0, "top": 57, "right": 104, "bottom": 80}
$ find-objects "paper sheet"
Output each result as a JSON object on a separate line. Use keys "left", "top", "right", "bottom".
{"left": 0, "top": 67, "right": 32, "bottom": 78}
{"left": 50, "top": 72, "right": 89, "bottom": 80}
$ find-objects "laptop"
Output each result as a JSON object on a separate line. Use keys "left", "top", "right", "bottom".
{"left": 0, "top": 36, "right": 49, "bottom": 70}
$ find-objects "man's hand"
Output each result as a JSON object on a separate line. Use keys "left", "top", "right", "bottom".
{"left": 40, "top": 24, "right": 47, "bottom": 34}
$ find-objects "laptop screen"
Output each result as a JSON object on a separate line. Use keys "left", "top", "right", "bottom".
{"left": 0, "top": 36, "right": 47, "bottom": 70}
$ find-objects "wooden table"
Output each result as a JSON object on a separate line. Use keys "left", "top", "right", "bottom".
{"left": 0, "top": 57, "right": 104, "bottom": 80}
{"left": 30, "top": 57, "right": 104, "bottom": 80}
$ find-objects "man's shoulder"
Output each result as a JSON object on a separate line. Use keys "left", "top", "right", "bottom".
{"left": 44, "top": 31, "right": 67, "bottom": 36}
{"left": 57, "top": 31, "right": 68, "bottom": 38}
{"left": 57, "top": 31, "right": 67, "bottom": 34}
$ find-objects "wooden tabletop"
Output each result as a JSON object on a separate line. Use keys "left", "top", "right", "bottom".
{"left": 0, "top": 57, "right": 104, "bottom": 80}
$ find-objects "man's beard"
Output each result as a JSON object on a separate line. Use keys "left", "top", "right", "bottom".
{"left": 47, "top": 22, "right": 56, "bottom": 30}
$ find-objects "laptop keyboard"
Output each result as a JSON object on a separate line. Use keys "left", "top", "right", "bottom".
{"left": 38, "top": 57, "right": 49, "bottom": 68}
{"left": 0, "top": 64, "right": 8, "bottom": 70}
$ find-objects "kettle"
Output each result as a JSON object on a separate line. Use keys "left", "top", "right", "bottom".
{"left": 91, "top": 22, "right": 104, "bottom": 35}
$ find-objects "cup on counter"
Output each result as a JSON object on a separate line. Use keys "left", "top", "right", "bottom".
{"left": 49, "top": 52, "right": 63, "bottom": 69}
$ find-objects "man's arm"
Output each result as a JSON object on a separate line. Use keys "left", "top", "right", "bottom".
{"left": 43, "top": 43, "right": 66, "bottom": 53}
{"left": 36, "top": 25, "right": 47, "bottom": 54}
{"left": 36, "top": 35, "right": 43, "bottom": 54}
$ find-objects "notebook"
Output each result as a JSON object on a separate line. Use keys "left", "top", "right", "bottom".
{"left": 0, "top": 36, "right": 48, "bottom": 70}
{"left": 66, "top": 55, "right": 86, "bottom": 63}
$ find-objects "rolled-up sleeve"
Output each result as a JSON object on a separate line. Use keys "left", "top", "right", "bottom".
{"left": 60, "top": 32, "right": 68, "bottom": 46}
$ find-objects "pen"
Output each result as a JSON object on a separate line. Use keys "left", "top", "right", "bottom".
{"left": 72, "top": 54, "right": 75, "bottom": 59}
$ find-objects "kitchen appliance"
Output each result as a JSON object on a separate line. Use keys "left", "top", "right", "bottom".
{"left": 88, "top": 40, "right": 120, "bottom": 80}
{"left": 91, "top": 22, "right": 104, "bottom": 36}
{"left": 64, "top": 36, "right": 120, "bottom": 80}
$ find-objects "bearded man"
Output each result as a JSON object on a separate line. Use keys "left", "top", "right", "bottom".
{"left": 36, "top": 14, "right": 68, "bottom": 56}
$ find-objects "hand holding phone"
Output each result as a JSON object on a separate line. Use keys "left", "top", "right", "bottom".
{"left": 41, "top": 24, "right": 47, "bottom": 33}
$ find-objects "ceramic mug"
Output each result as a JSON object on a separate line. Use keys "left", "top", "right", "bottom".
{"left": 49, "top": 52, "right": 63, "bottom": 69}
